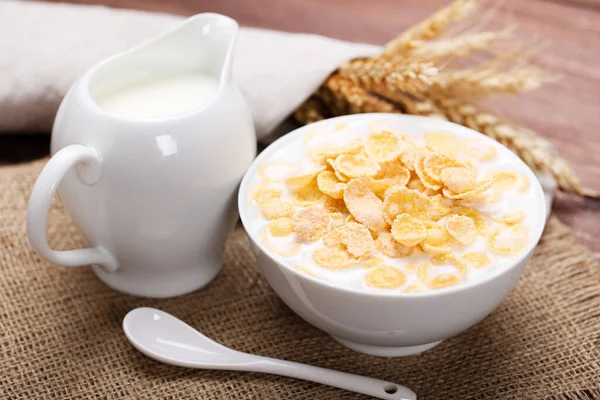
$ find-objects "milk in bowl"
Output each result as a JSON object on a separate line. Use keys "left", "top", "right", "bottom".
{"left": 243, "top": 117, "right": 542, "bottom": 294}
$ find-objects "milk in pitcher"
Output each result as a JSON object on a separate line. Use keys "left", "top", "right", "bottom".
{"left": 94, "top": 72, "right": 219, "bottom": 118}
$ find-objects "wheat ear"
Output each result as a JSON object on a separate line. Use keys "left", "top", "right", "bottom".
{"left": 317, "top": 74, "right": 402, "bottom": 116}
{"left": 339, "top": 58, "right": 438, "bottom": 95}
{"left": 293, "top": 96, "right": 329, "bottom": 125}
{"left": 389, "top": 94, "right": 448, "bottom": 120}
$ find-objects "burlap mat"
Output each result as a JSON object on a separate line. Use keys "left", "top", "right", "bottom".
{"left": 1, "top": 159, "right": 599, "bottom": 400}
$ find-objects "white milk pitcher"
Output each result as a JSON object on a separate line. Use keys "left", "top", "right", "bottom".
{"left": 27, "top": 14, "right": 256, "bottom": 298}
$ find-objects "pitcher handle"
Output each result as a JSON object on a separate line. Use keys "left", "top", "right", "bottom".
{"left": 27, "top": 144, "right": 118, "bottom": 272}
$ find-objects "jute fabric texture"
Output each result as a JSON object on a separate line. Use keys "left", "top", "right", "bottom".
{"left": 1, "top": 159, "right": 599, "bottom": 399}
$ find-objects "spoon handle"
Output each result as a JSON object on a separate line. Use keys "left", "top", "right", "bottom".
{"left": 237, "top": 355, "right": 416, "bottom": 400}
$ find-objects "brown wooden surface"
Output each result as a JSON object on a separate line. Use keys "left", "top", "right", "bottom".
{"left": 11, "top": 0, "right": 600, "bottom": 258}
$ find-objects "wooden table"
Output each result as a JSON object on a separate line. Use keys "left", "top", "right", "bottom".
{"left": 10, "top": 0, "right": 600, "bottom": 258}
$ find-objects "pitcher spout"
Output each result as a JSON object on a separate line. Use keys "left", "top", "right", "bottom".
{"left": 170, "top": 13, "right": 239, "bottom": 83}
{"left": 86, "top": 13, "right": 239, "bottom": 109}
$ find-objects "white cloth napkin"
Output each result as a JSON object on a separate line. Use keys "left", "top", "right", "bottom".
{"left": 0, "top": 1, "right": 557, "bottom": 209}
{"left": 0, "top": 1, "right": 379, "bottom": 139}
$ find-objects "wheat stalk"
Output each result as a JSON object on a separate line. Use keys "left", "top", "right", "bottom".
{"left": 339, "top": 57, "right": 438, "bottom": 95}
{"left": 383, "top": 0, "right": 480, "bottom": 55}
{"left": 434, "top": 66, "right": 552, "bottom": 98}
{"left": 409, "top": 30, "right": 505, "bottom": 61}
{"left": 428, "top": 97, "right": 597, "bottom": 198}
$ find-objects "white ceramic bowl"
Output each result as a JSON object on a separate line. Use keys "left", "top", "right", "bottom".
{"left": 238, "top": 114, "right": 546, "bottom": 357}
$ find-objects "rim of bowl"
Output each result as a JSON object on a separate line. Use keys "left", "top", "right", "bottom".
{"left": 238, "top": 113, "right": 547, "bottom": 298}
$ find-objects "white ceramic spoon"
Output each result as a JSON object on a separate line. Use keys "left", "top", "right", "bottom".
{"left": 123, "top": 307, "right": 416, "bottom": 400}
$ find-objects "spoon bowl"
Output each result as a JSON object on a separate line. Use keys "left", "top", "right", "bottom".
{"left": 123, "top": 307, "right": 416, "bottom": 400}
{"left": 124, "top": 307, "right": 240, "bottom": 367}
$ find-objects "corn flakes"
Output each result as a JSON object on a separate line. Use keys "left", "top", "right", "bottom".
{"left": 251, "top": 184, "right": 283, "bottom": 205}
{"left": 485, "top": 190, "right": 502, "bottom": 203}
{"left": 494, "top": 211, "right": 525, "bottom": 225}
{"left": 403, "top": 284, "right": 424, "bottom": 293}
{"left": 381, "top": 162, "right": 411, "bottom": 189}
{"left": 423, "top": 152, "right": 465, "bottom": 183}
{"left": 460, "top": 139, "right": 497, "bottom": 161}
{"left": 421, "top": 235, "right": 452, "bottom": 254}
{"left": 317, "top": 170, "right": 347, "bottom": 199}
{"left": 322, "top": 222, "right": 374, "bottom": 257}
{"left": 383, "top": 187, "right": 430, "bottom": 223}
{"left": 406, "top": 177, "right": 427, "bottom": 193}
{"left": 341, "top": 222, "right": 374, "bottom": 257}
{"left": 462, "top": 252, "right": 490, "bottom": 269}
{"left": 334, "top": 154, "right": 380, "bottom": 179}
{"left": 422, "top": 222, "right": 446, "bottom": 245}
{"left": 365, "top": 266, "right": 406, "bottom": 289}
{"left": 359, "top": 176, "right": 392, "bottom": 199}
{"left": 268, "top": 218, "right": 294, "bottom": 236}
{"left": 378, "top": 160, "right": 410, "bottom": 180}
{"left": 365, "top": 130, "right": 403, "bottom": 162}
{"left": 430, "top": 253, "right": 451, "bottom": 266}
{"left": 397, "top": 139, "right": 425, "bottom": 171}
{"left": 344, "top": 179, "right": 388, "bottom": 232}
{"left": 291, "top": 181, "right": 324, "bottom": 205}
{"left": 322, "top": 227, "right": 345, "bottom": 248}
{"left": 430, "top": 253, "right": 467, "bottom": 276}
{"left": 253, "top": 117, "right": 534, "bottom": 294}
{"left": 442, "top": 178, "right": 492, "bottom": 201}
{"left": 327, "top": 158, "right": 350, "bottom": 182}
{"left": 375, "top": 232, "right": 414, "bottom": 258}
{"left": 260, "top": 199, "right": 295, "bottom": 220}
{"left": 414, "top": 154, "right": 442, "bottom": 190}
{"left": 262, "top": 230, "right": 300, "bottom": 257}
{"left": 292, "top": 206, "right": 329, "bottom": 242}
{"left": 391, "top": 213, "right": 427, "bottom": 247}
{"left": 286, "top": 166, "right": 325, "bottom": 189}
{"left": 417, "top": 263, "right": 429, "bottom": 283}
{"left": 364, "top": 257, "right": 384, "bottom": 268}
{"left": 308, "top": 140, "right": 363, "bottom": 165}
{"left": 323, "top": 196, "right": 348, "bottom": 214}
{"left": 419, "top": 222, "right": 452, "bottom": 254}
{"left": 452, "top": 206, "right": 488, "bottom": 234}
{"left": 487, "top": 171, "right": 519, "bottom": 191}
{"left": 328, "top": 212, "right": 346, "bottom": 230}
{"left": 487, "top": 224, "right": 529, "bottom": 256}
{"left": 424, "top": 131, "right": 459, "bottom": 155}
{"left": 420, "top": 243, "right": 451, "bottom": 255}
{"left": 313, "top": 245, "right": 360, "bottom": 269}
{"left": 440, "top": 167, "right": 476, "bottom": 194}
{"left": 427, "top": 196, "right": 453, "bottom": 221}
{"left": 428, "top": 273, "right": 461, "bottom": 289}
{"left": 445, "top": 214, "right": 477, "bottom": 246}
